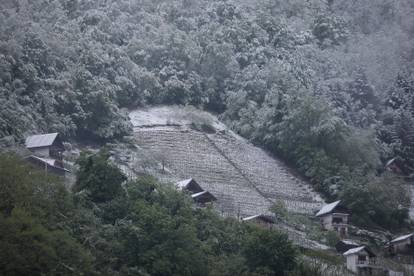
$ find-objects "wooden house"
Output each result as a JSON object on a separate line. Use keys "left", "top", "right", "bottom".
{"left": 242, "top": 214, "right": 275, "bottom": 229}
{"left": 343, "top": 246, "right": 382, "bottom": 275}
{"left": 25, "top": 133, "right": 68, "bottom": 176}
{"left": 191, "top": 191, "right": 217, "bottom": 205}
{"left": 387, "top": 233, "right": 414, "bottom": 255}
{"left": 335, "top": 240, "right": 360, "bottom": 254}
{"left": 176, "top": 178, "right": 216, "bottom": 207}
{"left": 315, "top": 200, "right": 349, "bottom": 237}
{"left": 176, "top": 178, "right": 204, "bottom": 194}
{"left": 26, "top": 133, "right": 64, "bottom": 160}
{"left": 26, "top": 155, "right": 69, "bottom": 176}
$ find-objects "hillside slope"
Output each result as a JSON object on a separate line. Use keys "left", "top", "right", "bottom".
{"left": 129, "top": 106, "right": 324, "bottom": 218}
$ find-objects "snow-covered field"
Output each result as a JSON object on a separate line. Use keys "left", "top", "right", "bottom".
{"left": 129, "top": 106, "right": 324, "bottom": 218}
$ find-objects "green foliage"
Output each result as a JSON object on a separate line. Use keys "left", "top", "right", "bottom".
{"left": 0, "top": 154, "right": 94, "bottom": 275}
{"left": 243, "top": 227, "right": 297, "bottom": 275}
{"left": 0, "top": 0, "right": 412, "bottom": 231}
{"left": 0, "top": 208, "right": 93, "bottom": 275}
{"left": 340, "top": 173, "right": 410, "bottom": 229}
{"left": 74, "top": 149, "right": 127, "bottom": 202}
{"left": 0, "top": 153, "right": 300, "bottom": 275}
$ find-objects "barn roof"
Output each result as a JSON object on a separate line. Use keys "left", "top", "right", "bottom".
{"left": 27, "top": 155, "right": 70, "bottom": 172}
{"left": 315, "top": 200, "right": 342, "bottom": 217}
{"left": 390, "top": 233, "right": 414, "bottom": 244}
{"left": 176, "top": 178, "right": 195, "bottom": 189}
{"left": 343, "top": 246, "right": 375, "bottom": 257}
{"left": 242, "top": 214, "right": 275, "bottom": 224}
{"left": 341, "top": 240, "right": 360, "bottom": 246}
{"left": 26, "top": 133, "right": 59, "bottom": 149}
{"left": 191, "top": 191, "right": 216, "bottom": 201}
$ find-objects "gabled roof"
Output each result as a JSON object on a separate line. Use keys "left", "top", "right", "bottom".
{"left": 390, "top": 233, "right": 414, "bottom": 244}
{"left": 26, "top": 133, "right": 59, "bottom": 149}
{"left": 176, "top": 178, "right": 204, "bottom": 193}
{"left": 385, "top": 158, "right": 396, "bottom": 167}
{"left": 343, "top": 246, "right": 375, "bottom": 257}
{"left": 242, "top": 214, "right": 275, "bottom": 224}
{"left": 27, "top": 155, "right": 70, "bottom": 172}
{"left": 191, "top": 191, "right": 216, "bottom": 202}
{"left": 341, "top": 240, "right": 360, "bottom": 246}
{"left": 315, "top": 200, "right": 342, "bottom": 217}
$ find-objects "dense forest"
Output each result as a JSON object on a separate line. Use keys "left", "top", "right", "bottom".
{"left": 1, "top": 152, "right": 305, "bottom": 275}
{"left": 1, "top": 0, "right": 414, "bottom": 229}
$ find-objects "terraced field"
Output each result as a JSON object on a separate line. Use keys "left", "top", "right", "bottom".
{"left": 133, "top": 123, "right": 324, "bottom": 217}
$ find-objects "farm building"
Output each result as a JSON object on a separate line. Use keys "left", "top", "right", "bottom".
{"left": 343, "top": 246, "right": 382, "bottom": 275}
{"left": 176, "top": 178, "right": 204, "bottom": 194}
{"left": 315, "top": 200, "right": 349, "bottom": 237}
{"left": 25, "top": 133, "right": 68, "bottom": 176}
{"left": 387, "top": 233, "right": 414, "bottom": 255}
{"left": 26, "top": 155, "right": 69, "bottom": 176}
{"left": 176, "top": 178, "right": 216, "bottom": 206}
{"left": 26, "top": 133, "right": 64, "bottom": 161}
{"left": 191, "top": 191, "right": 217, "bottom": 205}
{"left": 242, "top": 214, "right": 275, "bottom": 229}
{"left": 335, "top": 240, "right": 360, "bottom": 254}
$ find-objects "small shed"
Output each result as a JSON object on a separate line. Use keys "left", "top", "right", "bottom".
{"left": 25, "top": 133, "right": 64, "bottom": 160}
{"left": 315, "top": 200, "right": 349, "bottom": 236}
{"left": 343, "top": 246, "right": 379, "bottom": 275}
{"left": 191, "top": 191, "right": 217, "bottom": 205}
{"left": 26, "top": 155, "right": 69, "bottom": 176}
{"left": 242, "top": 214, "right": 276, "bottom": 229}
{"left": 176, "top": 178, "right": 204, "bottom": 194}
{"left": 335, "top": 240, "right": 360, "bottom": 254}
{"left": 387, "top": 233, "right": 414, "bottom": 255}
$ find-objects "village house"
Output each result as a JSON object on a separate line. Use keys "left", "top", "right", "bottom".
{"left": 241, "top": 214, "right": 276, "bottom": 229}
{"left": 176, "top": 178, "right": 216, "bottom": 206}
{"left": 387, "top": 233, "right": 414, "bottom": 255}
{"left": 191, "top": 191, "right": 217, "bottom": 205}
{"left": 335, "top": 239, "right": 360, "bottom": 254}
{"left": 175, "top": 178, "right": 204, "bottom": 194}
{"left": 315, "top": 200, "right": 349, "bottom": 237}
{"left": 343, "top": 246, "right": 382, "bottom": 275}
{"left": 25, "top": 133, "right": 68, "bottom": 176}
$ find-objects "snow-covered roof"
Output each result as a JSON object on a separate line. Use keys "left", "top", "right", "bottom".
{"left": 343, "top": 246, "right": 375, "bottom": 257}
{"left": 176, "top": 178, "right": 194, "bottom": 190}
{"left": 192, "top": 191, "right": 214, "bottom": 199}
{"left": 390, "top": 233, "right": 414, "bottom": 244}
{"left": 341, "top": 240, "right": 360, "bottom": 246}
{"left": 315, "top": 200, "right": 341, "bottom": 217}
{"left": 385, "top": 158, "right": 396, "bottom": 167}
{"left": 26, "top": 133, "right": 59, "bottom": 149}
{"left": 242, "top": 214, "right": 275, "bottom": 223}
{"left": 28, "top": 155, "right": 69, "bottom": 172}
{"left": 343, "top": 246, "right": 365, "bottom": 256}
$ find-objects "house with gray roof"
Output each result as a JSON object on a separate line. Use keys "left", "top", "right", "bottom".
{"left": 316, "top": 200, "right": 350, "bottom": 237}
{"left": 343, "top": 246, "right": 381, "bottom": 275}
{"left": 387, "top": 233, "right": 414, "bottom": 255}
{"left": 25, "top": 133, "right": 68, "bottom": 176}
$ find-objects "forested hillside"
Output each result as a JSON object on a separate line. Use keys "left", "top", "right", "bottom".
{"left": 0, "top": 152, "right": 304, "bottom": 275}
{"left": 1, "top": 0, "right": 414, "bottom": 228}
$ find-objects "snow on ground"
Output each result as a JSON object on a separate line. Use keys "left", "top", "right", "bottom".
{"left": 129, "top": 105, "right": 227, "bottom": 131}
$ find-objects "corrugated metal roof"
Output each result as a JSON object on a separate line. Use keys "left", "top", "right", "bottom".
{"left": 390, "top": 233, "right": 413, "bottom": 244}
{"left": 26, "top": 133, "right": 59, "bottom": 149}
{"left": 315, "top": 200, "right": 341, "bottom": 217}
